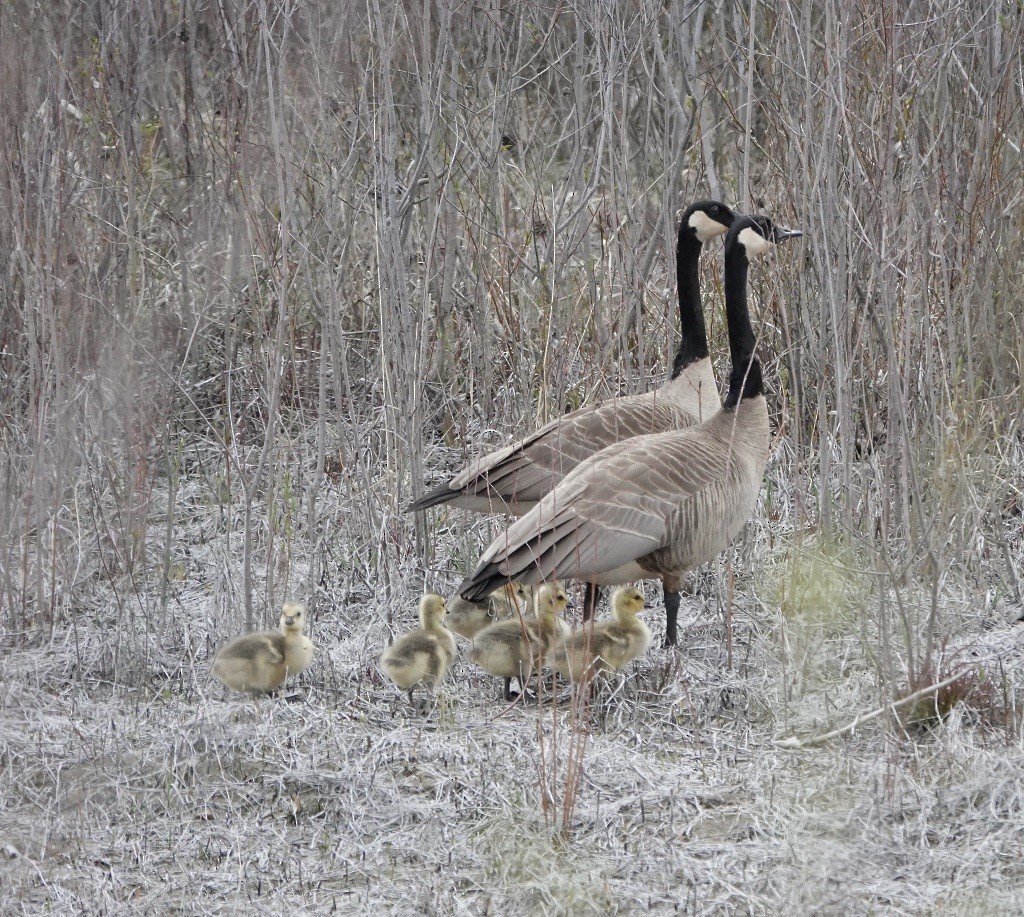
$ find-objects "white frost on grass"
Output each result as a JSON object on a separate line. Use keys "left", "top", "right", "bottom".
{"left": 3, "top": 576, "right": 1024, "bottom": 914}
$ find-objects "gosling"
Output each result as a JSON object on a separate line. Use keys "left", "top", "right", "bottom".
{"left": 380, "top": 593, "right": 458, "bottom": 705}
{"left": 468, "top": 583, "right": 571, "bottom": 700}
{"left": 548, "top": 586, "right": 651, "bottom": 685}
{"left": 213, "top": 602, "right": 314, "bottom": 696}
{"left": 446, "top": 582, "right": 532, "bottom": 640}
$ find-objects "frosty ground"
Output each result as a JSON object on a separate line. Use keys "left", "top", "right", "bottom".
{"left": 3, "top": 2, "right": 1024, "bottom": 914}
{"left": 4, "top": 529, "right": 1024, "bottom": 915}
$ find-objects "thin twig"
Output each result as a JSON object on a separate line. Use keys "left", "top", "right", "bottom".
{"left": 775, "top": 665, "right": 986, "bottom": 750}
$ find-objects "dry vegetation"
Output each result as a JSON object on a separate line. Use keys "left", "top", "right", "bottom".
{"left": 2, "top": 0, "right": 1024, "bottom": 913}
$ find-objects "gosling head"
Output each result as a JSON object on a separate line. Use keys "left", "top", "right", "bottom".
{"left": 503, "top": 582, "right": 534, "bottom": 611}
{"left": 611, "top": 586, "right": 648, "bottom": 621}
{"left": 512, "top": 582, "right": 533, "bottom": 602}
{"left": 280, "top": 603, "right": 307, "bottom": 634}
{"left": 418, "top": 593, "right": 448, "bottom": 627}
{"left": 682, "top": 200, "right": 737, "bottom": 243}
{"left": 729, "top": 213, "right": 802, "bottom": 259}
{"left": 536, "top": 582, "right": 571, "bottom": 617}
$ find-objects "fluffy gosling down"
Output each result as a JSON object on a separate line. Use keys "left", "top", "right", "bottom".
{"left": 468, "top": 583, "right": 571, "bottom": 700}
{"left": 213, "top": 602, "right": 314, "bottom": 696}
{"left": 548, "top": 586, "right": 652, "bottom": 684}
{"left": 380, "top": 593, "right": 458, "bottom": 705}
{"left": 446, "top": 582, "right": 532, "bottom": 640}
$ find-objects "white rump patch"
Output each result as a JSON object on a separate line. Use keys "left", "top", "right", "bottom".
{"left": 588, "top": 561, "right": 648, "bottom": 586}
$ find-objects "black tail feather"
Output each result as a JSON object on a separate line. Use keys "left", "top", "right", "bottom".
{"left": 406, "top": 484, "right": 458, "bottom": 513}
{"left": 459, "top": 564, "right": 509, "bottom": 603}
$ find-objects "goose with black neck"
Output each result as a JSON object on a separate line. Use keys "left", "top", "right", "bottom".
{"left": 457, "top": 214, "right": 801, "bottom": 647}
{"left": 407, "top": 202, "right": 736, "bottom": 516}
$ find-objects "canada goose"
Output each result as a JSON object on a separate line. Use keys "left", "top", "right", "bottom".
{"left": 468, "top": 582, "right": 571, "bottom": 700}
{"left": 212, "top": 602, "right": 314, "bottom": 696}
{"left": 446, "top": 582, "right": 532, "bottom": 640}
{"left": 380, "top": 593, "right": 458, "bottom": 705}
{"left": 548, "top": 586, "right": 652, "bottom": 684}
{"left": 457, "top": 215, "right": 802, "bottom": 628}
{"left": 408, "top": 201, "right": 734, "bottom": 518}
{"left": 409, "top": 203, "right": 736, "bottom": 624}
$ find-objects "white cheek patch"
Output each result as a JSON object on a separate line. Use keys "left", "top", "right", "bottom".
{"left": 688, "top": 211, "right": 729, "bottom": 241}
{"left": 738, "top": 226, "right": 772, "bottom": 257}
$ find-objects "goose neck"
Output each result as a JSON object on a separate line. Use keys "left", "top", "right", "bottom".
{"left": 722, "top": 242, "right": 763, "bottom": 406}
{"left": 669, "top": 231, "right": 709, "bottom": 379}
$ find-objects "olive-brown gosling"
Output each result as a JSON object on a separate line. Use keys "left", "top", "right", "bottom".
{"left": 548, "top": 586, "right": 651, "bottom": 684}
{"left": 212, "top": 602, "right": 314, "bottom": 696}
{"left": 379, "top": 593, "right": 458, "bottom": 706}
{"left": 468, "top": 583, "right": 571, "bottom": 700}
{"left": 446, "top": 582, "right": 532, "bottom": 640}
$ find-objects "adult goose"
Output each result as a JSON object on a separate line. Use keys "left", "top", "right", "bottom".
{"left": 457, "top": 215, "right": 801, "bottom": 633}
{"left": 409, "top": 201, "right": 733, "bottom": 515}
{"left": 409, "top": 200, "right": 735, "bottom": 632}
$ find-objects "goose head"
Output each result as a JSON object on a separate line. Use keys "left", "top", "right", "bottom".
{"left": 731, "top": 214, "right": 802, "bottom": 259}
{"left": 682, "top": 200, "right": 737, "bottom": 243}
{"left": 419, "top": 593, "right": 448, "bottom": 627}
{"left": 611, "top": 586, "right": 648, "bottom": 621}
{"left": 280, "top": 603, "right": 307, "bottom": 633}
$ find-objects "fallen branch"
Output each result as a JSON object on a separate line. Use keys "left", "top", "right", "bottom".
{"left": 775, "top": 666, "right": 981, "bottom": 750}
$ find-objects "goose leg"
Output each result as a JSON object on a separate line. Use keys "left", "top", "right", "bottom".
{"left": 582, "top": 582, "right": 601, "bottom": 622}
{"left": 663, "top": 575, "right": 682, "bottom": 647}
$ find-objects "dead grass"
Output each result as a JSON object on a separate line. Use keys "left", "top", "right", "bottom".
{"left": 3, "top": 508, "right": 1024, "bottom": 915}
{"left": 3, "top": 2, "right": 1024, "bottom": 914}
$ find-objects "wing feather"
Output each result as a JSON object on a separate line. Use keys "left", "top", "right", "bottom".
{"left": 412, "top": 384, "right": 709, "bottom": 512}
{"left": 460, "top": 407, "right": 766, "bottom": 600}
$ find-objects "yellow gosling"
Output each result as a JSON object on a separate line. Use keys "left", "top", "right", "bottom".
{"left": 548, "top": 586, "right": 651, "bottom": 684}
{"left": 213, "top": 602, "right": 314, "bottom": 696}
{"left": 468, "top": 583, "right": 571, "bottom": 700}
{"left": 446, "top": 582, "right": 532, "bottom": 640}
{"left": 380, "top": 594, "right": 458, "bottom": 705}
